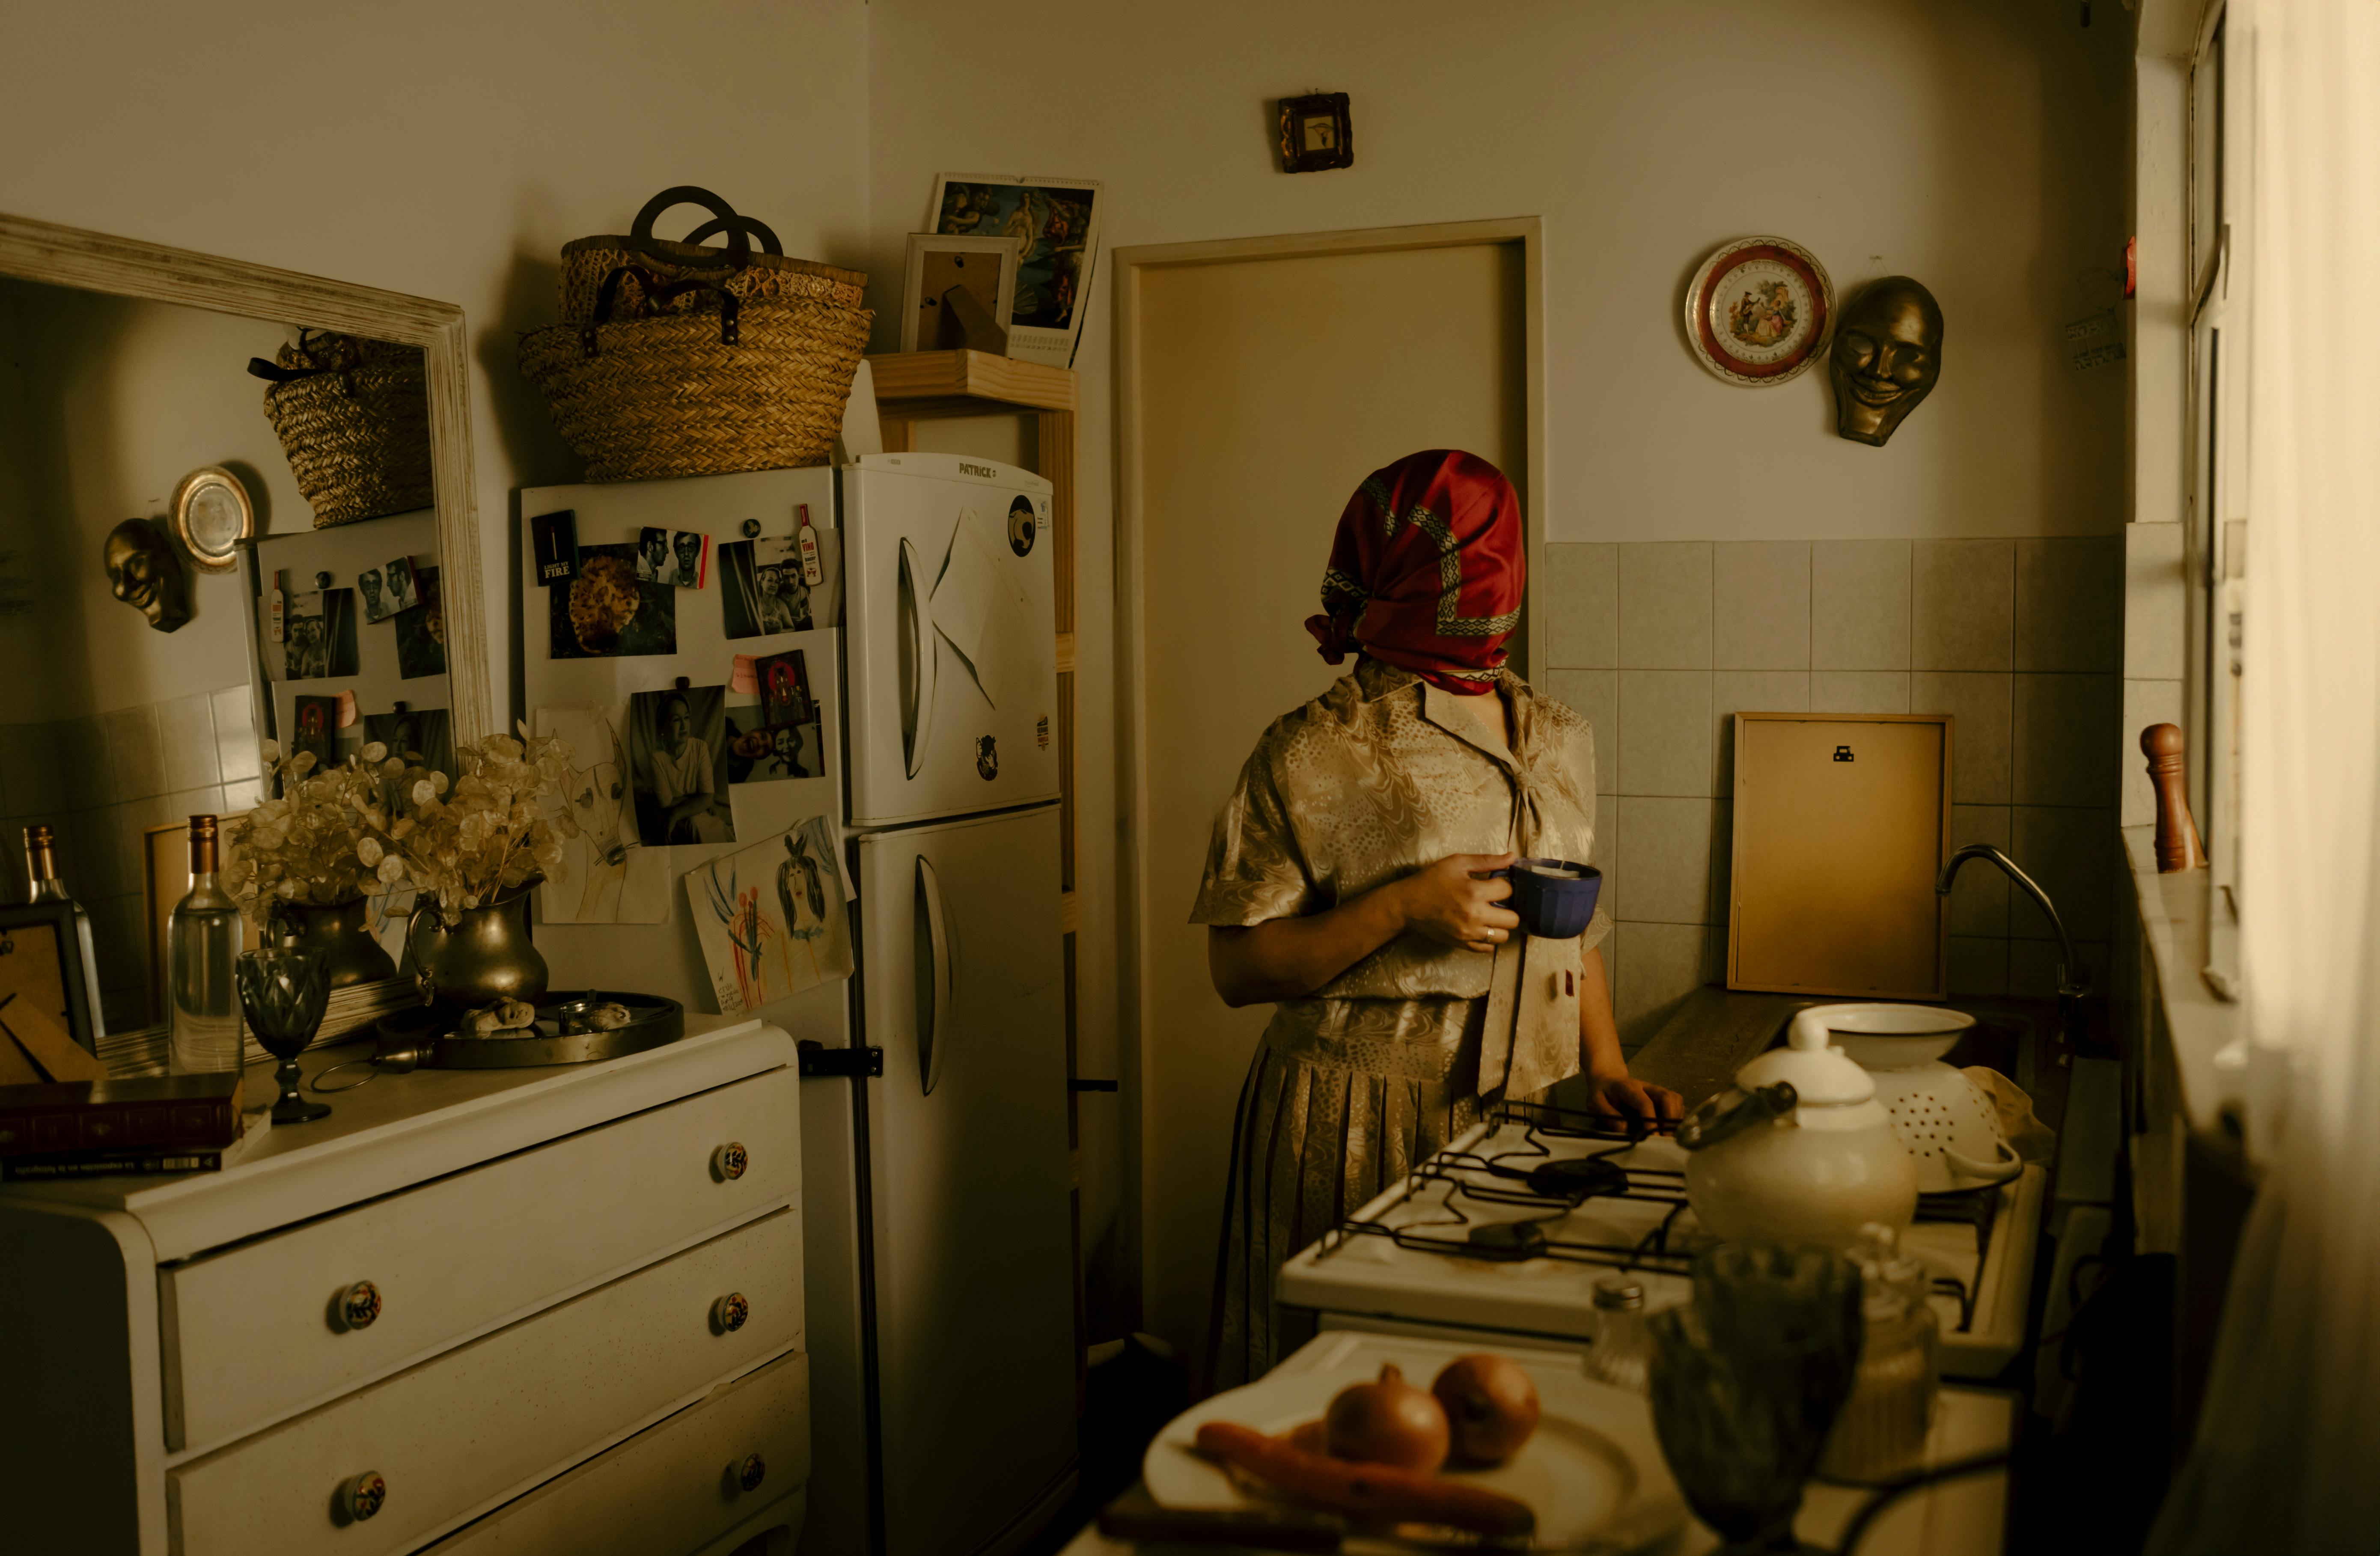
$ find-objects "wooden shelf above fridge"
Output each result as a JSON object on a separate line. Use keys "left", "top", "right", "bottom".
{"left": 865, "top": 349, "right": 1078, "bottom": 420}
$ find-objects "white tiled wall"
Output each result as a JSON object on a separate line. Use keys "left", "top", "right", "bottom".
{"left": 1546, "top": 538, "right": 2122, "bottom": 1048}
{"left": 0, "top": 684, "right": 262, "bottom": 1032}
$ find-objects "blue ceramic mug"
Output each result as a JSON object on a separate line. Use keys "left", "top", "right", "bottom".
{"left": 1492, "top": 857, "right": 1603, "bottom": 939}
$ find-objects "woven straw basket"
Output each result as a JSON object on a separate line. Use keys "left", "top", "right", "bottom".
{"left": 519, "top": 271, "right": 873, "bottom": 482}
{"left": 559, "top": 185, "right": 867, "bottom": 323}
{"left": 249, "top": 332, "right": 434, "bottom": 527}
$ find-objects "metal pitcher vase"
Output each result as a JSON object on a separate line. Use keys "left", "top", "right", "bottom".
{"left": 408, "top": 881, "right": 547, "bottom": 1013}
{"left": 273, "top": 896, "right": 398, "bottom": 990}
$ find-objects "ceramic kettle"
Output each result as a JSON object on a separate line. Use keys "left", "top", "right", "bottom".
{"left": 1678, "top": 1010, "right": 1919, "bottom": 1249}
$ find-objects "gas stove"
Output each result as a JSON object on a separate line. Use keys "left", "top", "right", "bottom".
{"left": 1276, "top": 1100, "right": 2044, "bottom": 1380}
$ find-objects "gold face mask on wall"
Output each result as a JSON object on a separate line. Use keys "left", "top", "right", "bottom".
{"left": 104, "top": 517, "right": 192, "bottom": 632}
{"left": 1830, "top": 277, "right": 1943, "bottom": 447}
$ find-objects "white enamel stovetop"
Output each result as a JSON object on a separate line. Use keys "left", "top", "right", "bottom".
{"left": 1277, "top": 1113, "right": 2046, "bottom": 1381}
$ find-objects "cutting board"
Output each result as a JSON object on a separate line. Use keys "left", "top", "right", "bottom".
{"left": 1728, "top": 713, "right": 1950, "bottom": 1000}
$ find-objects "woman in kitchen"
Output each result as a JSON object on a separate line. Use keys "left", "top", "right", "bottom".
{"left": 1195, "top": 448, "right": 1681, "bottom": 1390}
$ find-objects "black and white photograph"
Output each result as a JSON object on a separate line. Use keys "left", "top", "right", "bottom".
{"left": 550, "top": 544, "right": 677, "bottom": 660}
{"left": 281, "top": 587, "right": 359, "bottom": 680}
{"left": 396, "top": 565, "right": 447, "bottom": 679}
{"left": 637, "top": 526, "right": 709, "bottom": 588}
{"left": 289, "top": 693, "right": 341, "bottom": 771}
{"left": 358, "top": 555, "right": 418, "bottom": 622}
{"left": 723, "top": 700, "right": 824, "bottom": 784}
{"left": 363, "top": 706, "right": 455, "bottom": 805}
{"left": 626, "top": 684, "right": 735, "bottom": 846}
{"left": 719, "top": 530, "right": 842, "bottom": 639}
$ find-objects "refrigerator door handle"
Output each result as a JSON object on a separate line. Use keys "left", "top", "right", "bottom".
{"left": 898, "top": 536, "right": 936, "bottom": 779}
{"left": 916, "top": 854, "right": 955, "bottom": 1095}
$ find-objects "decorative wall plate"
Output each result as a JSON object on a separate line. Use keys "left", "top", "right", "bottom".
{"left": 170, "top": 464, "right": 255, "bottom": 571}
{"left": 1683, "top": 237, "right": 1836, "bottom": 386}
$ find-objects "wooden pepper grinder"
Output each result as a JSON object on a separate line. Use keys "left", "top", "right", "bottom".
{"left": 2141, "top": 723, "right": 2205, "bottom": 872}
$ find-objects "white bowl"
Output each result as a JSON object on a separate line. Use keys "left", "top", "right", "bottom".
{"left": 1797, "top": 1001, "right": 1974, "bottom": 1069}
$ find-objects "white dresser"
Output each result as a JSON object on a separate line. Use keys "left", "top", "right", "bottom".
{"left": 0, "top": 1016, "right": 810, "bottom": 1556}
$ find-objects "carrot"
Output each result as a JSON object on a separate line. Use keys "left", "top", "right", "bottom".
{"left": 1193, "top": 1420, "right": 1536, "bottom": 1539}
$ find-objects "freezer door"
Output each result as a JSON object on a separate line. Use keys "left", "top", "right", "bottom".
{"left": 842, "top": 455, "right": 1059, "bottom": 827}
{"left": 857, "top": 807, "right": 1076, "bottom": 1556}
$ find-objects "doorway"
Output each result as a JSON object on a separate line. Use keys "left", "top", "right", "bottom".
{"left": 1115, "top": 219, "right": 1541, "bottom": 1374}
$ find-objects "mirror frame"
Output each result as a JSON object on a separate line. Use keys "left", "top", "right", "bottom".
{"left": 0, "top": 211, "right": 492, "bottom": 741}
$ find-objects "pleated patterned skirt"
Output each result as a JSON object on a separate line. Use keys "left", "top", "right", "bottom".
{"left": 1204, "top": 999, "right": 1490, "bottom": 1393}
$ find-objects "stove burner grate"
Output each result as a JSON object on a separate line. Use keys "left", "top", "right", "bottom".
{"left": 1523, "top": 1155, "right": 1632, "bottom": 1201}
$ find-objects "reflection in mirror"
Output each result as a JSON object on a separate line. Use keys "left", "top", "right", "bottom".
{"left": 0, "top": 275, "right": 444, "bottom": 1050}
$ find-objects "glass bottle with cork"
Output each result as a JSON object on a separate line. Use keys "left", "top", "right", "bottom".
{"left": 21, "top": 824, "right": 107, "bottom": 1044}
{"left": 169, "top": 814, "right": 246, "bottom": 1074}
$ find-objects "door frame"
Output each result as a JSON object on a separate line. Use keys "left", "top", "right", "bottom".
{"left": 1111, "top": 216, "right": 1545, "bottom": 1330}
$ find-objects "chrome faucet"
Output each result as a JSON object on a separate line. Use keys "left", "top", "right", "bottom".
{"left": 1937, "top": 844, "right": 2091, "bottom": 1049}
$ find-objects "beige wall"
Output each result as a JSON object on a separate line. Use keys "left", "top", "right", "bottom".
{"left": 866, "top": 0, "right": 2132, "bottom": 1345}
{"left": 0, "top": 0, "right": 872, "bottom": 720}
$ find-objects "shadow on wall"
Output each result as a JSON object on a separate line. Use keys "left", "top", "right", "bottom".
{"left": 476, "top": 245, "right": 580, "bottom": 493}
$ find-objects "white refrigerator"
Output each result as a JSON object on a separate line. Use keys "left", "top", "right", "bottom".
{"left": 517, "top": 454, "right": 1076, "bottom": 1556}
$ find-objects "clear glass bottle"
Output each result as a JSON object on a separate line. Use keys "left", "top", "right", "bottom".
{"left": 1818, "top": 1223, "right": 1941, "bottom": 1482}
{"left": 1584, "top": 1276, "right": 1654, "bottom": 1393}
{"left": 23, "top": 824, "right": 107, "bottom": 1041}
{"left": 168, "top": 815, "right": 246, "bottom": 1074}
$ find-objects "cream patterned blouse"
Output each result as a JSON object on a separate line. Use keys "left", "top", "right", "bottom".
{"left": 1192, "top": 657, "right": 1611, "bottom": 1098}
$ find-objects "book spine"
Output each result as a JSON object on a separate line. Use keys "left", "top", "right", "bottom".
{"left": 0, "top": 1094, "right": 240, "bottom": 1159}
{"left": 4, "top": 1150, "right": 224, "bottom": 1181}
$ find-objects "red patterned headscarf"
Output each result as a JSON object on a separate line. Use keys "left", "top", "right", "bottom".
{"left": 1303, "top": 449, "right": 1525, "bottom": 696}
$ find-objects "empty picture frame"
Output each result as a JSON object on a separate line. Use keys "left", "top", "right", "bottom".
{"left": 899, "top": 233, "right": 1020, "bottom": 354}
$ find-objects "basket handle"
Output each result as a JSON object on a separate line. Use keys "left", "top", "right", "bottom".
{"left": 681, "top": 213, "right": 783, "bottom": 258}
{"left": 623, "top": 185, "right": 755, "bottom": 270}
{"left": 580, "top": 265, "right": 741, "bottom": 355}
{"left": 247, "top": 327, "right": 353, "bottom": 384}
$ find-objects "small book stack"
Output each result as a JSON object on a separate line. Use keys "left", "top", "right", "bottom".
{"left": 0, "top": 994, "right": 269, "bottom": 1181}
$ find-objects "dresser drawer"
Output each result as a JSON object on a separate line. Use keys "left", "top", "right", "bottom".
{"left": 420, "top": 1348, "right": 808, "bottom": 1556}
{"left": 162, "top": 1067, "right": 797, "bottom": 1452}
{"left": 168, "top": 1207, "right": 800, "bottom": 1556}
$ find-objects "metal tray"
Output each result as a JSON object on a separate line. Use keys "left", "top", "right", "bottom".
{"left": 374, "top": 991, "right": 686, "bottom": 1069}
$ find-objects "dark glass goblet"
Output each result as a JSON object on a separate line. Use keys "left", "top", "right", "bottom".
{"left": 1647, "top": 1244, "right": 1865, "bottom": 1554}
{"left": 238, "top": 949, "right": 334, "bottom": 1124}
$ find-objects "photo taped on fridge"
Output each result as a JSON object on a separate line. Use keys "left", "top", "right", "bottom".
{"left": 550, "top": 544, "right": 678, "bottom": 659}
{"left": 637, "top": 526, "right": 710, "bottom": 589}
{"left": 278, "top": 588, "right": 359, "bottom": 680}
{"left": 626, "top": 684, "right": 735, "bottom": 846}
{"left": 719, "top": 530, "right": 842, "bottom": 639}
{"left": 396, "top": 565, "right": 447, "bottom": 678}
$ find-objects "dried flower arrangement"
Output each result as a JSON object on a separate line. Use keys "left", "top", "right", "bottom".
{"left": 226, "top": 729, "right": 578, "bottom": 930}
{"left": 363, "top": 729, "right": 577, "bottom": 927}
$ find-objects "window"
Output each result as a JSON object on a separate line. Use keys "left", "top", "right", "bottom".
{"left": 2188, "top": 6, "right": 2246, "bottom": 991}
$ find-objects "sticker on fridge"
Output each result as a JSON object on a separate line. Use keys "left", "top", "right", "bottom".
{"left": 687, "top": 817, "right": 855, "bottom": 1014}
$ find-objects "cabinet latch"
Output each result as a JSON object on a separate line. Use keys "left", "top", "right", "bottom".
{"left": 797, "top": 1040, "right": 884, "bottom": 1078}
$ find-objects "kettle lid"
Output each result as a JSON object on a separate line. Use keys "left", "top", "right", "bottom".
{"left": 1738, "top": 1010, "right": 1877, "bottom": 1106}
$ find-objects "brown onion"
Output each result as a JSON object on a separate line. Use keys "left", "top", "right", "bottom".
{"left": 1431, "top": 1354, "right": 1541, "bottom": 1466}
{"left": 1322, "top": 1363, "right": 1450, "bottom": 1472}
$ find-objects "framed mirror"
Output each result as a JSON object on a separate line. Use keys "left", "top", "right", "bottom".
{"left": 0, "top": 212, "right": 488, "bottom": 1068}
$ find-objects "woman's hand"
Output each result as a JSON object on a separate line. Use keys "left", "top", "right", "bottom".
{"left": 1393, "top": 853, "right": 1521, "bottom": 955}
{"left": 1579, "top": 1070, "right": 1684, "bottom": 1122}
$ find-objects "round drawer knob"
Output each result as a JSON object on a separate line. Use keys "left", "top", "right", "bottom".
{"left": 341, "top": 1470, "right": 387, "bottom": 1523}
{"left": 335, "top": 1281, "right": 382, "bottom": 1332}
{"left": 713, "top": 1142, "right": 749, "bottom": 1181}
{"left": 713, "top": 1292, "right": 750, "bottom": 1333}
{"left": 736, "top": 1453, "right": 766, "bottom": 1493}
